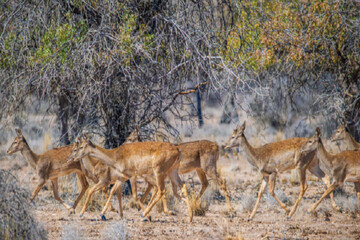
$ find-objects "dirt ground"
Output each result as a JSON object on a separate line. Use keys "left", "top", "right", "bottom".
{"left": 2, "top": 153, "right": 360, "bottom": 240}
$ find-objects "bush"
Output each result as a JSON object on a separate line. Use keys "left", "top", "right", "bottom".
{"left": 61, "top": 224, "right": 84, "bottom": 240}
{"left": 0, "top": 170, "right": 47, "bottom": 239}
{"left": 102, "top": 221, "right": 128, "bottom": 240}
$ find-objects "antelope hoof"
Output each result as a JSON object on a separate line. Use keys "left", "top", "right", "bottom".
{"left": 79, "top": 214, "right": 84, "bottom": 219}
{"left": 141, "top": 215, "right": 151, "bottom": 222}
{"left": 286, "top": 216, "right": 290, "bottom": 221}
{"left": 325, "top": 216, "right": 330, "bottom": 221}
{"left": 338, "top": 207, "right": 342, "bottom": 213}
{"left": 100, "top": 214, "right": 107, "bottom": 221}
{"left": 69, "top": 208, "right": 75, "bottom": 215}
{"left": 247, "top": 217, "right": 252, "bottom": 222}
{"left": 306, "top": 210, "right": 311, "bottom": 215}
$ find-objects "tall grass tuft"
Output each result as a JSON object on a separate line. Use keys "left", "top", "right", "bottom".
{"left": 189, "top": 190, "right": 209, "bottom": 216}
{"left": 0, "top": 170, "right": 47, "bottom": 240}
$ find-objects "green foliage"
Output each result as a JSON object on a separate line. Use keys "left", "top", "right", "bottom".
{"left": 31, "top": 19, "right": 88, "bottom": 67}
{"left": 0, "top": 33, "right": 16, "bottom": 69}
{"left": 96, "top": 7, "right": 154, "bottom": 67}
{"left": 223, "top": 0, "right": 359, "bottom": 73}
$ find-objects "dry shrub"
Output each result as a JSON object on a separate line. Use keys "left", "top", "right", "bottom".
{"left": 128, "top": 197, "right": 139, "bottom": 209}
{"left": 0, "top": 170, "right": 47, "bottom": 240}
{"left": 61, "top": 224, "right": 84, "bottom": 240}
{"left": 238, "top": 193, "right": 256, "bottom": 213}
{"left": 102, "top": 220, "right": 128, "bottom": 240}
{"left": 205, "top": 182, "right": 225, "bottom": 203}
{"left": 264, "top": 189, "right": 291, "bottom": 207}
{"left": 336, "top": 195, "right": 359, "bottom": 216}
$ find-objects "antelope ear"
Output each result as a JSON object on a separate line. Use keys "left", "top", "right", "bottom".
{"left": 82, "top": 133, "right": 89, "bottom": 141}
{"left": 135, "top": 125, "right": 139, "bottom": 131}
{"left": 315, "top": 127, "right": 321, "bottom": 136}
{"left": 15, "top": 129, "right": 22, "bottom": 137}
{"left": 74, "top": 135, "right": 82, "bottom": 144}
{"left": 240, "top": 121, "right": 246, "bottom": 131}
{"left": 88, "top": 140, "right": 96, "bottom": 148}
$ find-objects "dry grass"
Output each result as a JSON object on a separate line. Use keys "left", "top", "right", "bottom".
{"left": 214, "top": 218, "right": 245, "bottom": 240}
{"left": 189, "top": 190, "right": 210, "bottom": 216}
{"left": 224, "top": 233, "right": 245, "bottom": 240}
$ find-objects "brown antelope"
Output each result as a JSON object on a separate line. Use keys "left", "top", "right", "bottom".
{"left": 140, "top": 140, "right": 233, "bottom": 212}
{"left": 330, "top": 125, "right": 360, "bottom": 151}
{"left": 224, "top": 122, "right": 338, "bottom": 220}
{"left": 7, "top": 129, "right": 89, "bottom": 213}
{"left": 67, "top": 134, "right": 193, "bottom": 222}
{"left": 300, "top": 128, "right": 360, "bottom": 213}
{"left": 71, "top": 128, "right": 156, "bottom": 220}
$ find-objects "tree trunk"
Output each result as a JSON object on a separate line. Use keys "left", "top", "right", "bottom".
{"left": 197, "top": 89, "right": 203, "bottom": 127}
{"left": 58, "top": 95, "right": 70, "bottom": 145}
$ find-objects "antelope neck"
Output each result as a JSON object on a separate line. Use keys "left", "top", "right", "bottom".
{"left": 89, "top": 144, "right": 118, "bottom": 168}
{"left": 241, "top": 135, "right": 260, "bottom": 168}
{"left": 316, "top": 138, "right": 333, "bottom": 169}
{"left": 20, "top": 143, "right": 39, "bottom": 169}
{"left": 345, "top": 133, "right": 360, "bottom": 150}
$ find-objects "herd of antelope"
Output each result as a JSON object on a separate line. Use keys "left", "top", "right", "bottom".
{"left": 6, "top": 122, "right": 360, "bottom": 223}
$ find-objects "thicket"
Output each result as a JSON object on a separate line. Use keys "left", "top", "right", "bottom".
{"left": 0, "top": 170, "right": 47, "bottom": 239}
{"left": 0, "top": 0, "right": 359, "bottom": 142}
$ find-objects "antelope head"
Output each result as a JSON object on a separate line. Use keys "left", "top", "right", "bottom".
{"left": 330, "top": 125, "right": 348, "bottom": 142}
{"left": 224, "top": 121, "right": 246, "bottom": 150}
{"left": 7, "top": 129, "right": 27, "bottom": 154}
{"left": 124, "top": 125, "right": 140, "bottom": 144}
{"left": 67, "top": 133, "right": 95, "bottom": 163}
{"left": 299, "top": 127, "right": 321, "bottom": 154}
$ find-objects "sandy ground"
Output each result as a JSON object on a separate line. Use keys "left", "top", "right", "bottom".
{"left": 2, "top": 153, "right": 360, "bottom": 240}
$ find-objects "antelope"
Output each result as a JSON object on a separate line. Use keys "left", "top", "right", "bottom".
{"left": 7, "top": 129, "right": 89, "bottom": 213}
{"left": 67, "top": 134, "right": 193, "bottom": 222}
{"left": 140, "top": 140, "right": 233, "bottom": 212}
{"left": 330, "top": 125, "right": 360, "bottom": 151}
{"left": 224, "top": 122, "right": 338, "bottom": 220}
{"left": 300, "top": 128, "right": 360, "bottom": 213}
{"left": 71, "top": 127, "right": 154, "bottom": 219}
